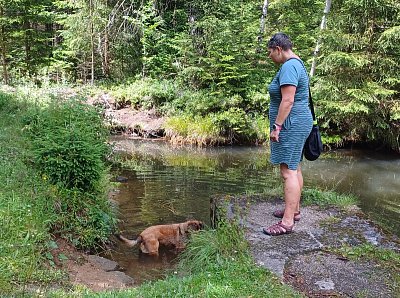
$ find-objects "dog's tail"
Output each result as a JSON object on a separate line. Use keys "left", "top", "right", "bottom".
{"left": 115, "top": 234, "right": 142, "bottom": 247}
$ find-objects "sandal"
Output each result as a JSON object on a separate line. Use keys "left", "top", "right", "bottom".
{"left": 262, "top": 221, "right": 294, "bottom": 236}
{"left": 273, "top": 209, "right": 301, "bottom": 221}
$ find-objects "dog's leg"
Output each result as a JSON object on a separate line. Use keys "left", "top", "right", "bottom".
{"left": 144, "top": 239, "right": 159, "bottom": 256}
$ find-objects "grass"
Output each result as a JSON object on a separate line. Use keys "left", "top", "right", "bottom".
{"left": 164, "top": 114, "right": 222, "bottom": 146}
{"left": 0, "top": 92, "right": 62, "bottom": 293}
{"left": 332, "top": 243, "right": 400, "bottom": 270}
{"left": 330, "top": 244, "right": 400, "bottom": 293}
{"left": 302, "top": 188, "right": 358, "bottom": 207}
{"left": 0, "top": 84, "right": 388, "bottom": 297}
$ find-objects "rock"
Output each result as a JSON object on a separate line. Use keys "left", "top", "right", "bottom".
{"left": 87, "top": 255, "right": 120, "bottom": 272}
{"left": 107, "top": 271, "right": 134, "bottom": 286}
{"left": 116, "top": 176, "right": 128, "bottom": 183}
{"left": 211, "top": 194, "right": 400, "bottom": 297}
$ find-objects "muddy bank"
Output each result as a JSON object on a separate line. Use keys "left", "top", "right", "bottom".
{"left": 89, "top": 93, "right": 165, "bottom": 138}
{"left": 47, "top": 238, "right": 134, "bottom": 292}
{"left": 213, "top": 195, "right": 400, "bottom": 297}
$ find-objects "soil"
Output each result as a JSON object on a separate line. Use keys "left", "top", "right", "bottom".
{"left": 47, "top": 238, "right": 134, "bottom": 292}
{"left": 89, "top": 92, "right": 166, "bottom": 138}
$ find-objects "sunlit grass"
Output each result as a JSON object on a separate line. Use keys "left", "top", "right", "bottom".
{"left": 0, "top": 92, "right": 62, "bottom": 293}
{"left": 302, "top": 188, "right": 358, "bottom": 207}
{"left": 164, "top": 114, "right": 221, "bottom": 146}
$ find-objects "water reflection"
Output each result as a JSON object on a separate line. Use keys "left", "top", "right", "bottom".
{"left": 107, "top": 137, "right": 400, "bottom": 284}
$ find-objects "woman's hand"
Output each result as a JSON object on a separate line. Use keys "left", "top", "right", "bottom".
{"left": 270, "top": 126, "right": 281, "bottom": 142}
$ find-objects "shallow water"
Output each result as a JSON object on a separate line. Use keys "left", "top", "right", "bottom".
{"left": 105, "top": 137, "right": 400, "bottom": 284}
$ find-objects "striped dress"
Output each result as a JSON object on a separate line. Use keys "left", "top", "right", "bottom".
{"left": 268, "top": 58, "right": 313, "bottom": 170}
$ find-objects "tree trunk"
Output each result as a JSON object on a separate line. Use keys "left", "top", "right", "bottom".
{"left": 103, "top": 29, "right": 110, "bottom": 78}
{"left": 90, "top": 0, "right": 95, "bottom": 84}
{"left": 0, "top": 6, "right": 9, "bottom": 84}
{"left": 24, "top": 18, "right": 31, "bottom": 77}
{"left": 310, "top": 0, "right": 332, "bottom": 77}
{"left": 257, "top": 0, "right": 269, "bottom": 52}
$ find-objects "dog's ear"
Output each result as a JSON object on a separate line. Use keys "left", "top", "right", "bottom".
{"left": 187, "top": 220, "right": 203, "bottom": 231}
{"left": 198, "top": 221, "right": 204, "bottom": 230}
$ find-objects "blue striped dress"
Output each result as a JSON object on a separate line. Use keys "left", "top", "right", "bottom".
{"left": 268, "top": 58, "right": 313, "bottom": 170}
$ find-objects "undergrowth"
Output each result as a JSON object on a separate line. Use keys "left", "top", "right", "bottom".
{"left": 0, "top": 90, "right": 116, "bottom": 294}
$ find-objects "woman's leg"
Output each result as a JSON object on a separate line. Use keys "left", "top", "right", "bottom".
{"left": 295, "top": 165, "right": 303, "bottom": 212}
{"left": 280, "top": 163, "right": 301, "bottom": 227}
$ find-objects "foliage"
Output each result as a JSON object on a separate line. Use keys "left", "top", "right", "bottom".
{"left": 1, "top": 0, "right": 400, "bottom": 150}
{"left": 164, "top": 110, "right": 268, "bottom": 145}
{"left": 0, "top": 89, "right": 117, "bottom": 295}
{"left": 0, "top": 0, "right": 56, "bottom": 81}
{"left": 0, "top": 91, "right": 63, "bottom": 293}
{"left": 314, "top": 0, "right": 400, "bottom": 151}
{"left": 22, "top": 98, "right": 116, "bottom": 248}
{"left": 25, "top": 100, "right": 110, "bottom": 191}
{"left": 110, "top": 78, "right": 178, "bottom": 110}
{"left": 53, "top": 188, "right": 116, "bottom": 249}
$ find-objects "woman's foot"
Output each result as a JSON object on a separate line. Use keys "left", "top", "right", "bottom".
{"left": 273, "top": 209, "right": 301, "bottom": 221}
{"left": 262, "top": 221, "right": 294, "bottom": 236}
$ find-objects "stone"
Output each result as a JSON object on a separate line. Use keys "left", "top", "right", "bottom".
{"left": 87, "top": 255, "right": 120, "bottom": 272}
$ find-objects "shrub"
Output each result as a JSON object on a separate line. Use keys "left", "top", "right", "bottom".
{"left": 110, "top": 78, "right": 177, "bottom": 110}
{"left": 26, "top": 100, "right": 109, "bottom": 192}
{"left": 23, "top": 98, "right": 117, "bottom": 248}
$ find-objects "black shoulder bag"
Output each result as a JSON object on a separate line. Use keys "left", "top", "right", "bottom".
{"left": 303, "top": 88, "right": 323, "bottom": 161}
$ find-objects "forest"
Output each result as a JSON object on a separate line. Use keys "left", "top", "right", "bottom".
{"left": 0, "top": 0, "right": 399, "bottom": 151}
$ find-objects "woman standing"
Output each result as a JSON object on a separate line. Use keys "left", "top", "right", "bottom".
{"left": 263, "top": 33, "right": 313, "bottom": 236}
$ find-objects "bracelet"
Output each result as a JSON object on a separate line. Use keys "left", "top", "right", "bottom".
{"left": 272, "top": 123, "right": 282, "bottom": 131}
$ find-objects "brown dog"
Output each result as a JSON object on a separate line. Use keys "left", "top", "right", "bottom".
{"left": 116, "top": 220, "right": 203, "bottom": 256}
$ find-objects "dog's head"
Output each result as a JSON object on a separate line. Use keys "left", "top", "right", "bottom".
{"left": 185, "top": 220, "right": 204, "bottom": 232}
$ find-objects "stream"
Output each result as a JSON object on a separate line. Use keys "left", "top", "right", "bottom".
{"left": 104, "top": 137, "right": 400, "bottom": 284}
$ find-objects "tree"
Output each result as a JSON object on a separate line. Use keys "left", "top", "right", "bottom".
{"left": 0, "top": 3, "right": 9, "bottom": 84}
{"left": 310, "top": 0, "right": 331, "bottom": 77}
{"left": 314, "top": 0, "right": 400, "bottom": 151}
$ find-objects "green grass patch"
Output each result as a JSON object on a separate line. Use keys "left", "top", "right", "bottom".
{"left": 164, "top": 111, "right": 268, "bottom": 146}
{"left": 333, "top": 244, "right": 400, "bottom": 269}
{"left": 0, "top": 92, "right": 62, "bottom": 292}
{"left": 302, "top": 188, "right": 358, "bottom": 207}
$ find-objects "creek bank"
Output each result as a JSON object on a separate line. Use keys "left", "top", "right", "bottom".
{"left": 47, "top": 238, "right": 134, "bottom": 292}
{"left": 89, "top": 92, "right": 165, "bottom": 138}
{"left": 212, "top": 195, "right": 400, "bottom": 298}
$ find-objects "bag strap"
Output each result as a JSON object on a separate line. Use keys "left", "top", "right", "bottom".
{"left": 286, "top": 58, "right": 317, "bottom": 123}
{"left": 308, "top": 88, "right": 317, "bottom": 122}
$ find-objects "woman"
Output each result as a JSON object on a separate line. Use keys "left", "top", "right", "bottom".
{"left": 263, "top": 32, "right": 313, "bottom": 236}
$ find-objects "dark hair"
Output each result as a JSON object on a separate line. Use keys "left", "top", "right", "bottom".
{"left": 267, "top": 32, "right": 293, "bottom": 51}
